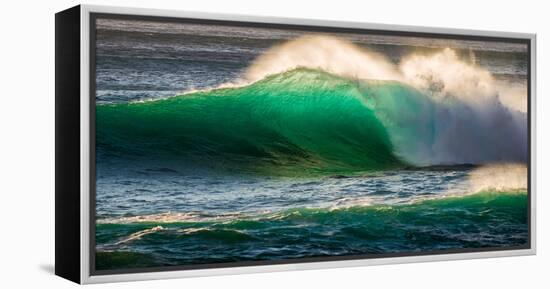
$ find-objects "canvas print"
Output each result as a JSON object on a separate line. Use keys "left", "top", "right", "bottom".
{"left": 94, "top": 17, "right": 529, "bottom": 271}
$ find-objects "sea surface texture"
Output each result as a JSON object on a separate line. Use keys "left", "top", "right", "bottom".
{"left": 94, "top": 19, "right": 529, "bottom": 270}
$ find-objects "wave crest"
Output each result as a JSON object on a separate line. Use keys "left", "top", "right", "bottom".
{"left": 244, "top": 35, "right": 401, "bottom": 83}
{"left": 241, "top": 35, "right": 526, "bottom": 113}
{"left": 400, "top": 48, "right": 527, "bottom": 112}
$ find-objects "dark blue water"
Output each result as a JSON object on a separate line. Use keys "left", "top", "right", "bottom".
{"left": 95, "top": 18, "right": 528, "bottom": 104}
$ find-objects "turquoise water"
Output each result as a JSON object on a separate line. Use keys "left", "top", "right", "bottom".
{"left": 96, "top": 69, "right": 403, "bottom": 175}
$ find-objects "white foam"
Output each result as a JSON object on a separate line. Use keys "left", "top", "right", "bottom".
{"left": 115, "top": 226, "right": 164, "bottom": 245}
{"left": 242, "top": 35, "right": 526, "bottom": 112}
{"left": 97, "top": 212, "right": 246, "bottom": 224}
{"left": 245, "top": 35, "right": 401, "bottom": 83}
{"left": 399, "top": 48, "right": 527, "bottom": 112}
{"left": 467, "top": 163, "right": 527, "bottom": 193}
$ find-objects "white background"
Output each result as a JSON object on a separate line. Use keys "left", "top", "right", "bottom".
{"left": 0, "top": 0, "right": 547, "bottom": 287}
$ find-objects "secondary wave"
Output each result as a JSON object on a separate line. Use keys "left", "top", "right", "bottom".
{"left": 95, "top": 190, "right": 528, "bottom": 269}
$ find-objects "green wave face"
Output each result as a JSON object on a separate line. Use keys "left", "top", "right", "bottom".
{"left": 95, "top": 191, "right": 528, "bottom": 269}
{"left": 97, "top": 68, "right": 411, "bottom": 175}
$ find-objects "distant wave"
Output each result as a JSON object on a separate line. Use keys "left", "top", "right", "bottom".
{"left": 97, "top": 67, "right": 527, "bottom": 173}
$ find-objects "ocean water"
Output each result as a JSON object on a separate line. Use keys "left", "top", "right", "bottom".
{"left": 94, "top": 18, "right": 529, "bottom": 270}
